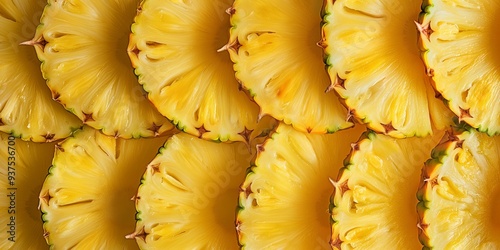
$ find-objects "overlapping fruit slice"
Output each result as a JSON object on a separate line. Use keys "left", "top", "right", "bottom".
{"left": 39, "top": 126, "right": 168, "bottom": 249}
{"left": 129, "top": 133, "right": 256, "bottom": 249}
{"left": 0, "top": 0, "right": 82, "bottom": 142}
{"left": 237, "top": 123, "right": 364, "bottom": 249}
{"left": 323, "top": 0, "right": 453, "bottom": 138}
{"left": 128, "top": 0, "right": 272, "bottom": 142}
{"left": 420, "top": 0, "right": 500, "bottom": 135}
{"left": 0, "top": 133, "right": 55, "bottom": 249}
{"left": 30, "top": 0, "right": 173, "bottom": 139}
{"left": 418, "top": 126, "right": 500, "bottom": 248}
{"left": 331, "top": 130, "right": 443, "bottom": 249}
{"left": 227, "top": 0, "right": 353, "bottom": 134}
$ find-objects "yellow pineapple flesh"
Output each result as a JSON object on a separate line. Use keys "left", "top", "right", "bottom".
{"left": 227, "top": 0, "right": 353, "bottom": 134}
{"left": 39, "top": 126, "right": 169, "bottom": 249}
{"left": 323, "top": 0, "right": 453, "bottom": 138}
{"left": 0, "top": 0, "right": 82, "bottom": 142}
{"left": 30, "top": 0, "right": 173, "bottom": 139}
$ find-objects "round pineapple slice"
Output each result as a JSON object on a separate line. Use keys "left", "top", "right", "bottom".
{"left": 0, "top": 133, "right": 55, "bottom": 249}
{"left": 323, "top": 0, "right": 453, "bottom": 138}
{"left": 418, "top": 126, "right": 500, "bottom": 248}
{"left": 331, "top": 130, "right": 443, "bottom": 249}
{"left": 0, "top": 0, "right": 82, "bottom": 142}
{"left": 30, "top": 0, "right": 173, "bottom": 139}
{"left": 237, "top": 123, "right": 364, "bottom": 249}
{"left": 39, "top": 126, "right": 169, "bottom": 249}
{"left": 227, "top": 0, "right": 353, "bottom": 134}
{"left": 128, "top": 0, "right": 272, "bottom": 143}
{"left": 128, "top": 133, "right": 255, "bottom": 249}
{"left": 421, "top": 1, "right": 500, "bottom": 135}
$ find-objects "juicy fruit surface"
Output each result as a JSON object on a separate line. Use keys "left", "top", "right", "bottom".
{"left": 0, "top": 133, "right": 55, "bottom": 249}
{"left": 422, "top": 0, "right": 500, "bottom": 135}
{"left": 323, "top": 0, "right": 453, "bottom": 138}
{"left": 39, "top": 126, "right": 168, "bottom": 249}
{"left": 131, "top": 133, "right": 253, "bottom": 249}
{"left": 331, "top": 131, "right": 443, "bottom": 249}
{"left": 128, "top": 0, "right": 267, "bottom": 142}
{"left": 32, "top": 0, "right": 172, "bottom": 139}
{"left": 0, "top": 0, "right": 82, "bottom": 142}
{"left": 228, "top": 0, "right": 353, "bottom": 133}
{"left": 237, "top": 123, "right": 364, "bottom": 249}
{"left": 419, "top": 128, "right": 500, "bottom": 249}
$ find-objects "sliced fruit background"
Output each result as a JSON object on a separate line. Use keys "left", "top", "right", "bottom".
{"left": 39, "top": 126, "right": 169, "bottom": 249}
{"left": 128, "top": 0, "right": 270, "bottom": 143}
{"left": 419, "top": 126, "right": 500, "bottom": 249}
{"left": 131, "top": 132, "right": 258, "bottom": 249}
{"left": 237, "top": 123, "right": 365, "bottom": 249}
{"left": 31, "top": 0, "right": 172, "bottom": 139}
{"left": 323, "top": 0, "right": 453, "bottom": 138}
{"left": 0, "top": 133, "right": 55, "bottom": 249}
{"left": 0, "top": 0, "right": 82, "bottom": 142}
{"left": 331, "top": 130, "right": 444, "bottom": 249}
{"left": 228, "top": 0, "right": 354, "bottom": 134}
{"left": 421, "top": 0, "right": 500, "bottom": 135}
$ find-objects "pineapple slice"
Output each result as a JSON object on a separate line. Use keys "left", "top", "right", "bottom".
{"left": 418, "top": 126, "right": 500, "bottom": 248}
{"left": 39, "top": 126, "right": 169, "bottom": 249}
{"left": 0, "top": 133, "right": 55, "bottom": 249}
{"left": 0, "top": 0, "right": 82, "bottom": 142}
{"left": 421, "top": 0, "right": 500, "bottom": 135}
{"left": 331, "top": 130, "right": 443, "bottom": 249}
{"left": 128, "top": 132, "right": 256, "bottom": 249}
{"left": 227, "top": 0, "right": 353, "bottom": 134}
{"left": 128, "top": 0, "right": 272, "bottom": 142}
{"left": 237, "top": 123, "right": 364, "bottom": 249}
{"left": 30, "top": 0, "right": 173, "bottom": 139}
{"left": 323, "top": 0, "right": 453, "bottom": 138}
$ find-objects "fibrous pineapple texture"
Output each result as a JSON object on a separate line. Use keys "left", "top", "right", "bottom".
{"left": 421, "top": 0, "right": 500, "bottom": 135}
{"left": 331, "top": 130, "right": 443, "bottom": 249}
{"left": 0, "top": 0, "right": 82, "bottom": 142}
{"left": 418, "top": 126, "right": 500, "bottom": 249}
{"left": 129, "top": 133, "right": 255, "bottom": 249}
{"left": 39, "top": 126, "right": 168, "bottom": 249}
{"left": 227, "top": 0, "right": 353, "bottom": 134}
{"left": 31, "top": 0, "right": 173, "bottom": 139}
{"left": 323, "top": 0, "right": 453, "bottom": 138}
{"left": 237, "top": 123, "right": 364, "bottom": 249}
{"left": 128, "top": 0, "right": 272, "bottom": 143}
{"left": 0, "top": 133, "right": 55, "bottom": 249}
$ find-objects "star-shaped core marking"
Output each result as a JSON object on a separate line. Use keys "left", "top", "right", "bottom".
{"left": 381, "top": 122, "right": 396, "bottom": 134}
{"left": 148, "top": 123, "right": 162, "bottom": 136}
{"left": 333, "top": 74, "right": 346, "bottom": 90}
{"left": 459, "top": 107, "right": 472, "bottom": 122}
{"left": 51, "top": 91, "right": 61, "bottom": 102}
{"left": 43, "top": 133, "right": 56, "bottom": 142}
{"left": 125, "top": 226, "right": 148, "bottom": 241}
{"left": 330, "top": 236, "right": 343, "bottom": 249}
{"left": 82, "top": 112, "right": 95, "bottom": 123}
{"left": 149, "top": 163, "right": 161, "bottom": 174}
{"left": 217, "top": 38, "right": 242, "bottom": 53}
{"left": 330, "top": 178, "right": 350, "bottom": 197}
{"left": 414, "top": 21, "right": 433, "bottom": 41}
{"left": 226, "top": 6, "right": 236, "bottom": 15}
{"left": 20, "top": 35, "right": 48, "bottom": 50}
{"left": 196, "top": 125, "right": 208, "bottom": 138}
{"left": 239, "top": 127, "right": 253, "bottom": 144}
{"left": 39, "top": 191, "right": 53, "bottom": 206}
{"left": 346, "top": 109, "right": 356, "bottom": 123}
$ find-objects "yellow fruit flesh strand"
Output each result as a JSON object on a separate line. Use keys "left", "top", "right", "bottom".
{"left": 228, "top": 0, "right": 352, "bottom": 133}
{"left": 39, "top": 127, "right": 168, "bottom": 249}
{"left": 33, "top": 0, "right": 171, "bottom": 139}
{"left": 133, "top": 133, "right": 252, "bottom": 249}
{"left": 332, "top": 131, "right": 443, "bottom": 249}
{"left": 0, "top": 133, "right": 55, "bottom": 249}
{"left": 0, "top": 0, "right": 82, "bottom": 142}
{"left": 423, "top": 0, "right": 500, "bottom": 135}
{"left": 421, "top": 130, "right": 500, "bottom": 249}
{"left": 324, "top": 0, "right": 452, "bottom": 138}
{"left": 238, "top": 123, "right": 365, "bottom": 249}
{"left": 129, "top": 0, "right": 264, "bottom": 142}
